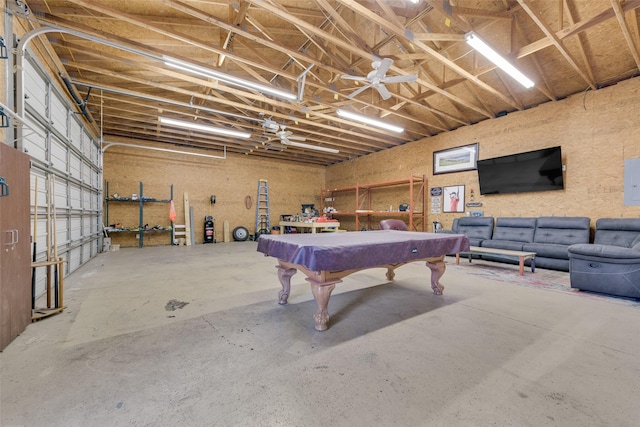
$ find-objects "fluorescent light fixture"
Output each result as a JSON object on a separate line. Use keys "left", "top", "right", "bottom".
{"left": 159, "top": 117, "right": 251, "bottom": 138}
{"left": 164, "top": 57, "right": 298, "bottom": 101}
{"left": 282, "top": 140, "right": 339, "bottom": 154}
{"left": 336, "top": 109, "right": 404, "bottom": 133}
{"left": 465, "top": 32, "right": 534, "bottom": 89}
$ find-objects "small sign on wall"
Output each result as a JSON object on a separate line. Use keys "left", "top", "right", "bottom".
{"left": 430, "top": 187, "right": 443, "bottom": 215}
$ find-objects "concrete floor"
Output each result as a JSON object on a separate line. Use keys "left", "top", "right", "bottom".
{"left": 1, "top": 242, "right": 639, "bottom": 426}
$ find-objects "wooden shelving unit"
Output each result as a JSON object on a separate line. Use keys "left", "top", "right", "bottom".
{"left": 321, "top": 175, "right": 427, "bottom": 231}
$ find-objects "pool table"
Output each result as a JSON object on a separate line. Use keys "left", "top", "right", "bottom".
{"left": 257, "top": 230, "right": 469, "bottom": 331}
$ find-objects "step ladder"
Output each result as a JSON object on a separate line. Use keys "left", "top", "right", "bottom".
{"left": 255, "top": 179, "right": 270, "bottom": 236}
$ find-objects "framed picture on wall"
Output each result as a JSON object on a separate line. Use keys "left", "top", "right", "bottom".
{"left": 443, "top": 185, "right": 465, "bottom": 213}
{"left": 433, "top": 143, "right": 479, "bottom": 174}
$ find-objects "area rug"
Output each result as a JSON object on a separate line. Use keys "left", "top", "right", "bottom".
{"left": 450, "top": 259, "right": 640, "bottom": 308}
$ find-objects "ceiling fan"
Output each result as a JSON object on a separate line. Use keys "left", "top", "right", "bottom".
{"left": 266, "top": 125, "right": 339, "bottom": 154}
{"left": 341, "top": 58, "right": 417, "bottom": 100}
{"left": 271, "top": 125, "right": 306, "bottom": 145}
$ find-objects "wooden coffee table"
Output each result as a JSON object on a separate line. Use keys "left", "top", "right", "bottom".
{"left": 455, "top": 246, "right": 536, "bottom": 276}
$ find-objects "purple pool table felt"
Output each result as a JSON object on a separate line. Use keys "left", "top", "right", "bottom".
{"left": 257, "top": 230, "right": 470, "bottom": 271}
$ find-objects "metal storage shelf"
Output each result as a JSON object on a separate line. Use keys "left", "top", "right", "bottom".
{"left": 104, "top": 182, "right": 174, "bottom": 248}
{"left": 321, "top": 175, "right": 427, "bottom": 231}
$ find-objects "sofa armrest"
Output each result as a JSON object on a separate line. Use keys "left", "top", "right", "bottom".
{"left": 568, "top": 243, "right": 640, "bottom": 260}
{"left": 437, "top": 230, "right": 457, "bottom": 235}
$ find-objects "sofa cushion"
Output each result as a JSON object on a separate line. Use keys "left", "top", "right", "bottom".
{"left": 481, "top": 240, "right": 526, "bottom": 251}
{"left": 523, "top": 242, "right": 569, "bottom": 259}
{"left": 489, "top": 217, "right": 536, "bottom": 243}
{"left": 534, "top": 257, "right": 570, "bottom": 272}
{"left": 455, "top": 217, "right": 494, "bottom": 244}
{"left": 593, "top": 218, "right": 640, "bottom": 248}
{"left": 533, "top": 216, "right": 590, "bottom": 245}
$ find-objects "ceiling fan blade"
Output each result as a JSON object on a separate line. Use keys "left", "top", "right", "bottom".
{"left": 277, "top": 130, "right": 292, "bottom": 139}
{"left": 341, "top": 74, "right": 367, "bottom": 81}
{"left": 347, "top": 84, "right": 372, "bottom": 99}
{"left": 287, "top": 136, "right": 306, "bottom": 141}
{"left": 265, "top": 144, "right": 285, "bottom": 152}
{"left": 382, "top": 74, "right": 418, "bottom": 84}
{"left": 373, "top": 58, "right": 393, "bottom": 79}
{"left": 375, "top": 84, "right": 392, "bottom": 100}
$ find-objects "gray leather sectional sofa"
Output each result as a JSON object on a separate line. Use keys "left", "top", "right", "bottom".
{"left": 444, "top": 216, "right": 591, "bottom": 272}
{"left": 444, "top": 216, "right": 640, "bottom": 299}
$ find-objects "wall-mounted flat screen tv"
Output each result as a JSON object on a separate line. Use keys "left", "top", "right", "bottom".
{"left": 477, "top": 146, "right": 564, "bottom": 195}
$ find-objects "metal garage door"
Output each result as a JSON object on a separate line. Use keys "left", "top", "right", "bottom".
{"left": 24, "top": 53, "right": 102, "bottom": 301}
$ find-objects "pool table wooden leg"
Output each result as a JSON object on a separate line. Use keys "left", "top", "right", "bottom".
{"left": 276, "top": 266, "right": 297, "bottom": 304}
{"left": 386, "top": 267, "right": 395, "bottom": 281}
{"left": 425, "top": 256, "right": 446, "bottom": 295}
{"left": 309, "top": 281, "right": 338, "bottom": 331}
{"left": 385, "top": 263, "right": 406, "bottom": 281}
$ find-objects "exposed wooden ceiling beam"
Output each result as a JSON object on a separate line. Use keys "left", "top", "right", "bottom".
{"left": 610, "top": 0, "right": 640, "bottom": 70}
{"left": 158, "top": 0, "right": 438, "bottom": 134}
{"left": 517, "top": 0, "right": 640, "bottom": 58}
{"left": 452, "top": 6, "right": 512, "bottom": 20}
{"left": 517, "top": 0, "right": 596, "bottom": 90}
{"left": 20, "top": 0, "right": 640, "bottom": 166}
{"left": 242, "top": 0, "right": 493, "bottom": 118}
{"left": 315, "top": 0, "right": 372, "bottom": 55}
{"left": 563, "top": 0, "right": 596, "bottom": 89}
{"left": 336, "top": 0, "right": 515, "bottom": 115}
{"left": 513, "top": 17, "right": 556, "bottom": 101}
{"left": 90, "top": 91, "right": 379, "bottom": 154}
{"left": 71, "top": 71, "right": 408, "bottom": 148}
{"left": 217, "top": 1, "right": 249, "bottom": 67}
